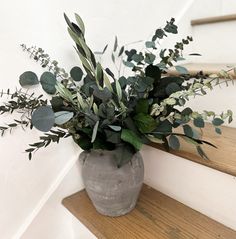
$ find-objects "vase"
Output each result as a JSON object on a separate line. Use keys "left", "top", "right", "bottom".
{"left": 79, "top": 148, "right": 144, "bottom": 217}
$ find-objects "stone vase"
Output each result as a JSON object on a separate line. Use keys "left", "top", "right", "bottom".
{"left": 80, "top": 148, "right": 144, "bottom": 217}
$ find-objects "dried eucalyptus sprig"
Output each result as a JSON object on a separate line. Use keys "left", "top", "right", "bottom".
{"left": 21, "top": 44, "right": 69, "bottom": 79}
{"left": 25, "top": 129, "right": 70, "bottom": 160}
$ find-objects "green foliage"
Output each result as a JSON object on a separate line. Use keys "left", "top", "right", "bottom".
{"left": 121, "top": 129, "right": 142, "bottom": 151}
{"left": 55, "top": 111, "right": 74, "bottom": 125}
{"left": 134, "top": 113, "right": 157, "bottom": 133}
{"left": 40, "top": 72, "right": 57, "bottom": 94}
{"left": 169, "top": 135, "right": 180, "bottom": 150}
{"left": 31, "top": 106, "right": 55, "bottom": 132}
{"left": 1, "top": 13, "right": 234, "bottom": 166}
{"left": 193, "top": 117, "right": 205, "bottom": 128}
{"left": 19, "top": 71, "right": 39, "bottom": 87}
{"left": 70, "top": 66, "right": 83, "bottom": 81}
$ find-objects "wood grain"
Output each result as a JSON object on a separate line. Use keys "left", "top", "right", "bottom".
{"left": 62, "top": 184, "right": 236, "bottom": 239}
{"left": 167, "top": 63, "right": 236, "bottom": 79}
{"left": 151, "top": 123, "right": 236, "bottom": 177}
{"left": 191, "top": 14, "right": 236, "bottom": 26}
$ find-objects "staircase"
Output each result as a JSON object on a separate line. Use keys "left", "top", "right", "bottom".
{"left": 60, "top": 13, "right": 236, "bottom": 239}
{"left": 21, "top": 7, "right": 236, "bottom": 239}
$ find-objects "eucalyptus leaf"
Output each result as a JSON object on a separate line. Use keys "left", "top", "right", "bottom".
{"left": 55, "top": 111, "right": 74, "bottom": 125}
{"left": 215, "top": 127, "right": 222, "bottom": 134}
{"left": 175, "top": 65, "right": 188, "bottom": 75}
{"left": 19, "top": 71, "right": 39, "bottom": 87}
{"left": 123, "top": 61, "right": 134, "bottom": 68}
{"left": 169, "top": 135, "right": 180, "bottom": 150}
{"left": 40, "top": 72, "right": 57, "bottom": 94}
{"left": 31, "top": 106, "right": 55, "bottom": 132}
{"left": 70, "top": 66, "right": 83, "bottom": 81}
{"left": 183, "top": 125, "right": 193, "bottom": 138}
{"left": 145, "top": 41, "right": 156, "bottom": 48}
{"left": 212, "top": 118, "right": 224, "bottom": 126}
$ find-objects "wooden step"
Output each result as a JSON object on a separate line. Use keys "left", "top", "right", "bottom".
{"left": 167, "top": 63, "right": 236, "bottom": 78}
{"left": 191, "top": 14, "right": 236, "bottom": 26}
{"left": 151, "top": 123, "right": 236, "bottom": 177}
{"left": 62, "top": 184, "right": 236, "bottom": 239}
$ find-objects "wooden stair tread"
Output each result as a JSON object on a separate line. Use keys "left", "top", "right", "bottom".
{"left": 62, "top": 184, "right": 236, "bottom": 239}
{"left": 167, "top": 63, "right": 236, "bottom": 78}
{"left": 151, "top": 123, "right": 236, "bottom": 177}
{"left": 191, "top": 14, "right": 236, "bottom": 26}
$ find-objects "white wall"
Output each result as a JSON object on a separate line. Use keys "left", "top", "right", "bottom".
{"left": 0, "top": 0, "right": 191, "bottom": 238}
{"left": 189, "top": 0, "right": 236, "bottom": 63}
{"left": 22, "top": 161, "right": 96, "bottom": 239}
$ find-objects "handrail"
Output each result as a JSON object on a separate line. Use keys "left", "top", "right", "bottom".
{"left": 191, "top": 14, "right": 236, "bottom": 26}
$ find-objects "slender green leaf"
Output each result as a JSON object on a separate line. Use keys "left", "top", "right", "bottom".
{"left": 91, "top": 121, "right": 99, "bottom": 143}
{"left": 75, "top": 13, "right": 85, "bottom": 35}
{"left": 55, "top": 111, "right": 74, "bottom": 125}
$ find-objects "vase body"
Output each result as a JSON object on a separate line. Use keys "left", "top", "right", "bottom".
{"left": 80, "top": 149, "right": 144, "bottom": 217}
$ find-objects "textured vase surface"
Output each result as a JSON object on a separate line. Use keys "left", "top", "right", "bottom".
{"left": 80, "top": 149, "right": 144, "bottom": 217}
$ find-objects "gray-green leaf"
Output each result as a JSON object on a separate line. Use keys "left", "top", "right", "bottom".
{"left": 175, "top": 65, "right": 188, "bottom": 75}
{"left": 40, "top": 72, "right": 57, "bottom": 94}
{"left": 19, "top": 71, "right": 39, "bottom": 87}
{"left": 212, "top": 118, "right": 224, "bottom": 126}
{"left": 91, "top": 121, "right": 99, "bottom": 143}
{"left": 108, "top": 125, "right": 121, "bottom": 131}
{"left": 55, "top": 111, "right": 74, "bottom": 125}
{"left": 169, "top": 135, "right": 180, "bottom": 150}
{"left": 193, "top": 117, "right": 205, "bottom": 128}
{"left": 70, "top": 66, "right": 83, "bottom": 81}
{"left": 31, "top": 106, "right": 55, "bottom": 132}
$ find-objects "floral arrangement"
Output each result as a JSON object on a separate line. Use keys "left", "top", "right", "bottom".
{"left": 0, "top": 14, "right": 234, "bottom": 167}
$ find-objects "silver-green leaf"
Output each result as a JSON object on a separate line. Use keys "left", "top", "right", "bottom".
{"left": 31, "top": 106, "right": 55, "bottom": 132}
{"left": 55, "top": 111, "right": 74, "bottom": 125}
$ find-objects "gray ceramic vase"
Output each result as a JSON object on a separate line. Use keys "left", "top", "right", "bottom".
{"left": 80, "top": 148, "right": 144, "bottom": 217}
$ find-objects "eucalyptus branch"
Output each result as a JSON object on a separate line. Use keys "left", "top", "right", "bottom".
{"left": 25, "top": 128, "right": 70, "bottom": 160}
{"left": 21, "top": 44, "right": 69, "bottom": 80}
{"left": 0, "top": 89, "right": 47, "bottom": 115}
{"left": 0, "top": 119, "right": 31, "bottom": 136}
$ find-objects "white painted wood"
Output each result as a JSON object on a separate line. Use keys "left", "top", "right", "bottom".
{"left": 142, "top": 145, "right": 236, "bottom": 231}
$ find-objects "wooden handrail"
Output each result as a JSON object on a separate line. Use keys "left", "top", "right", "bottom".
{"left": 191, "top": 14, "right": 236, "bottom": 26}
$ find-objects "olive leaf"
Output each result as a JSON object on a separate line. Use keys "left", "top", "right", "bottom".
{"left": 55, "top": 111, "right": 74, "bottom": 125}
